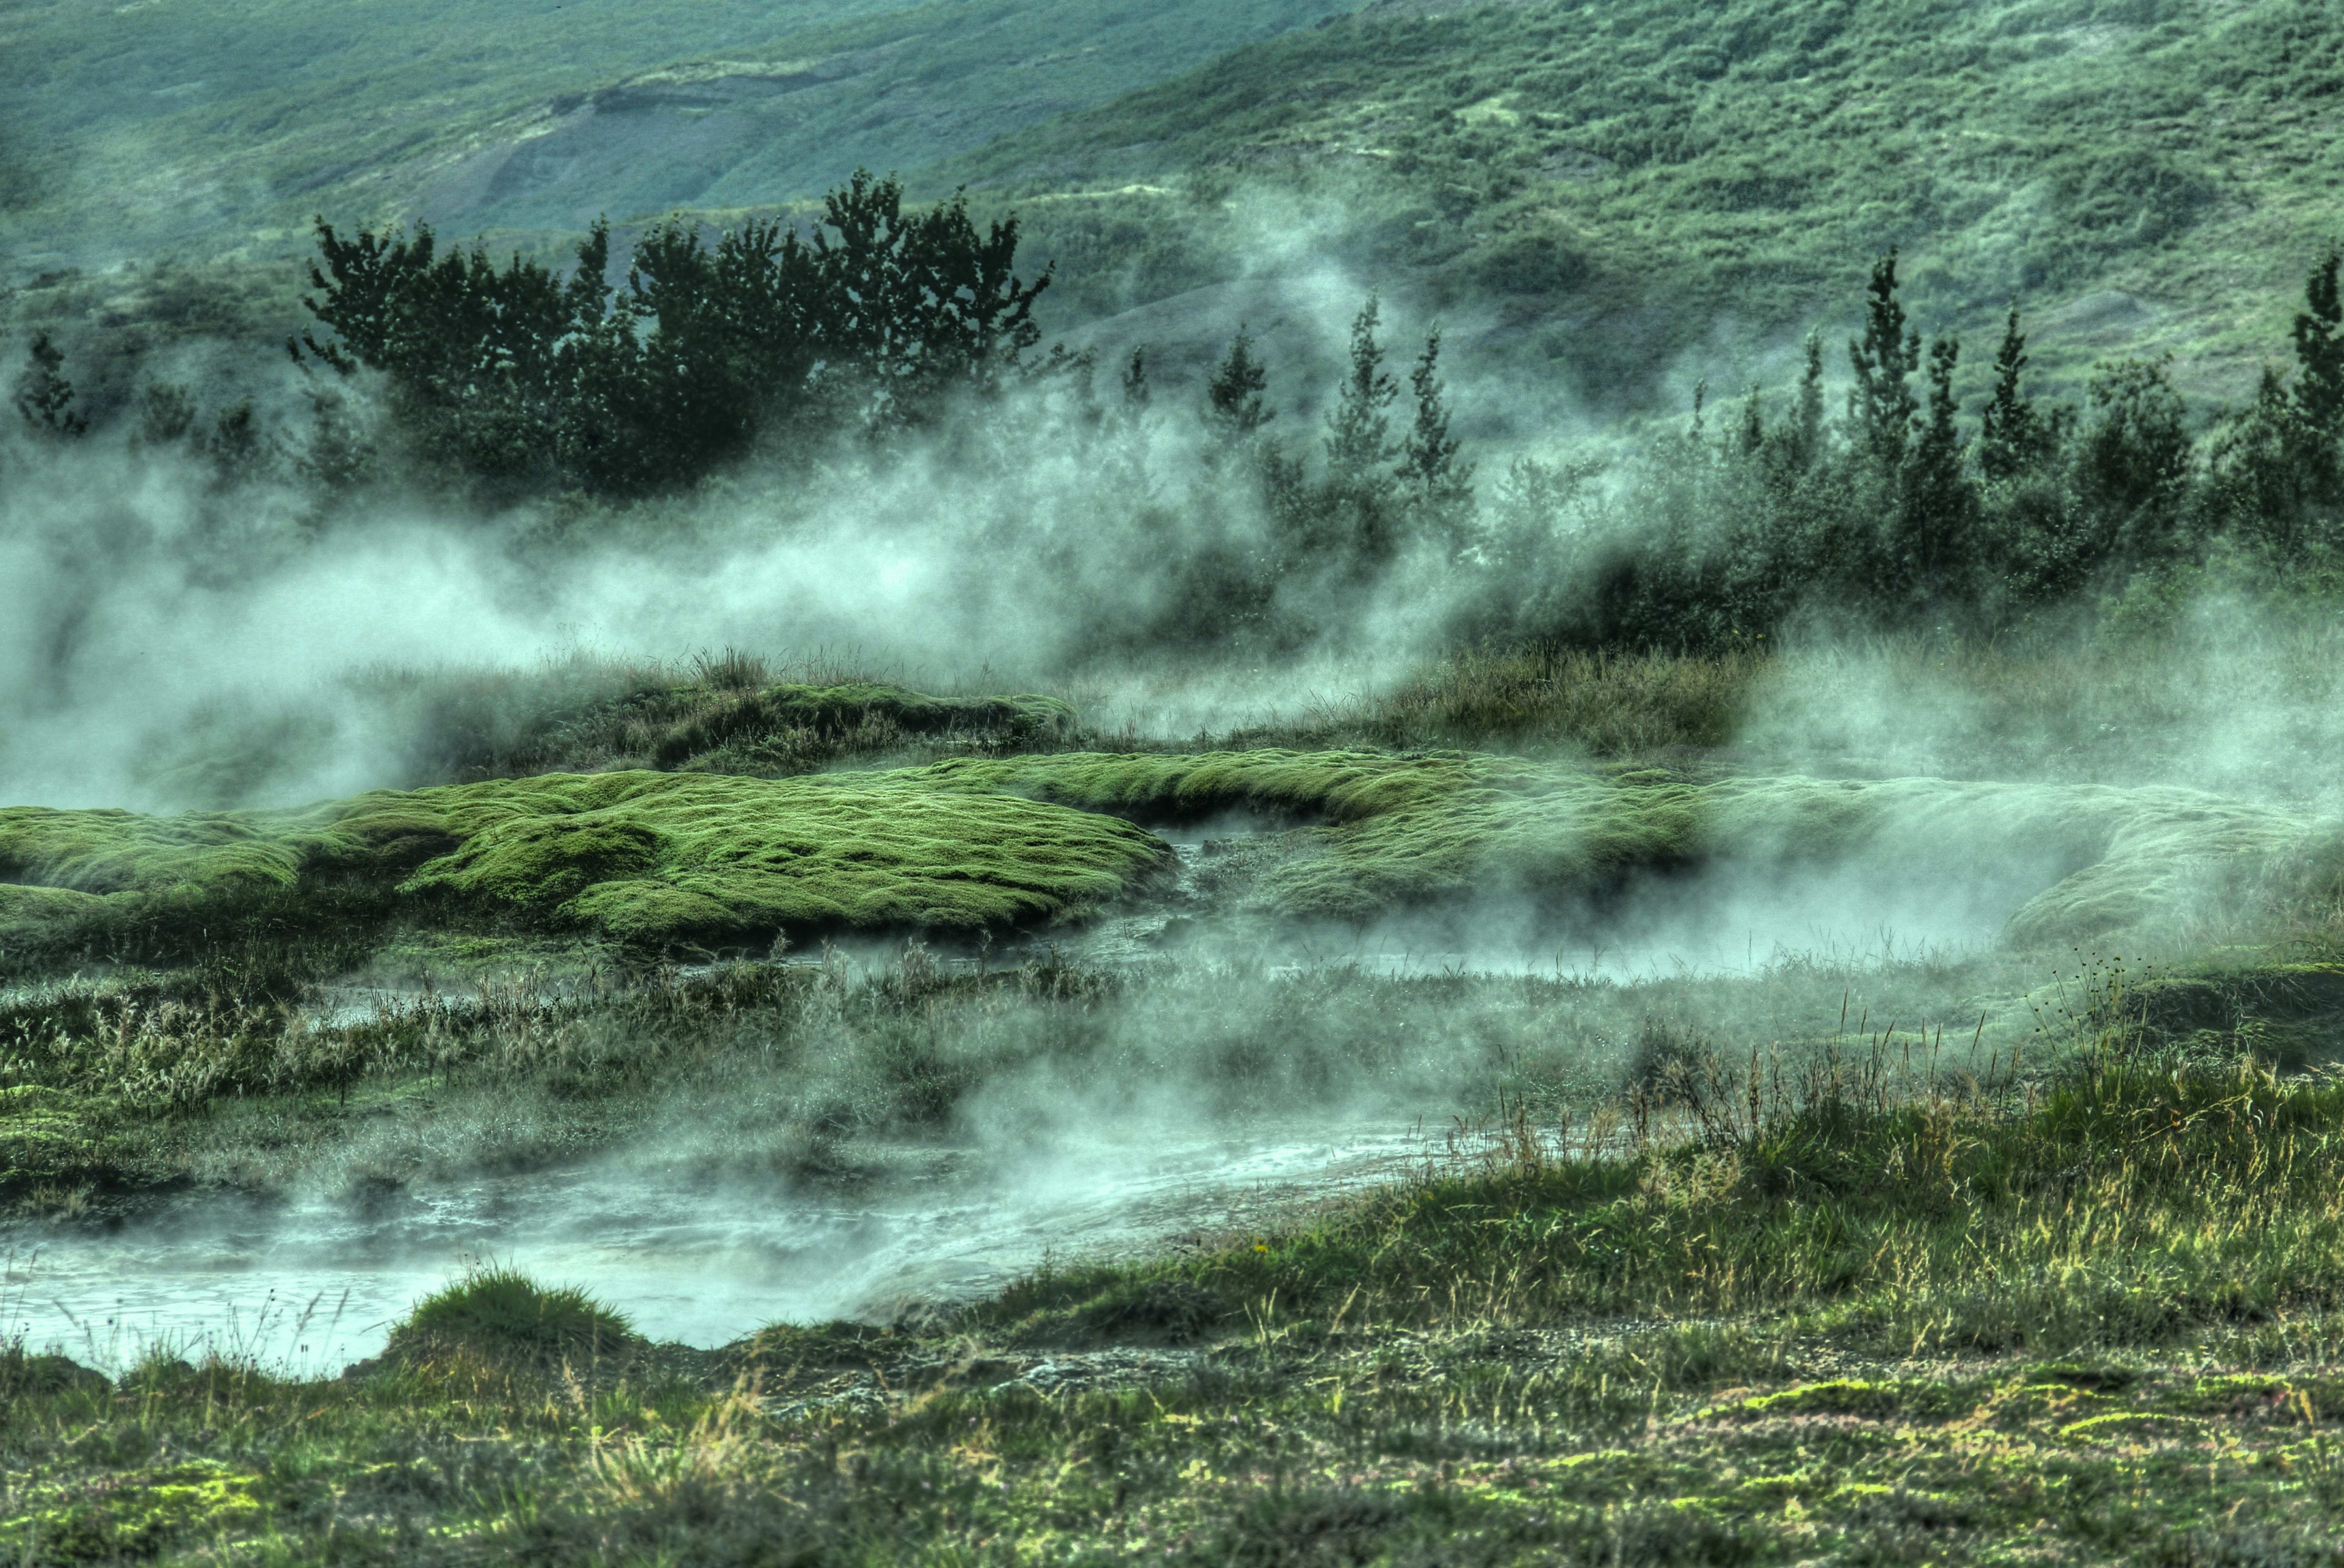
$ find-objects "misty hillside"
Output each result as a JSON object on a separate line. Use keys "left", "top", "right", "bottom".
{"left": 0, "top": 0, "right": 1354, "bottom": 273}
{"left": 958, "top": 0, "right": 2344, "bottom": 411}
{"left": 10, "top": 0, "right": 2342, "bottom": 438}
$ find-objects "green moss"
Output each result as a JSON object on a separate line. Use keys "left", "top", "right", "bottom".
{"left": 0, "top": 806, "right": 307, "bottom": 895}
{"left": 0, "top": 768, "right": 1176, "bottom": 958}
{"left": 388, "top": 770, "right": 1171, "bottom": 939}
{"left": 3, "top": 751, "right": 2326, "bottom": 961}
{"left": 2, "top": 1461, "right": 263, "bottom": 1561}
{"left": 913, "top": 750, "right": 2323, "bottom": 942}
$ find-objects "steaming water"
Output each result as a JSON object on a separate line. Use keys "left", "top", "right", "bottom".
{"left": 1, "top": 1121, "right": 1425, "bottom": 1375}
{"left": 5, "top": 839, "right": 2026, "bottom": 1377}
{"left": 1087, "top": 839, "right": 2017, "bottom": 980}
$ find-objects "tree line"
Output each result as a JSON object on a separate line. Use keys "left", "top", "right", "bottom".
{"left": 12, "top": 172, "right": 2344, "bottom": 652}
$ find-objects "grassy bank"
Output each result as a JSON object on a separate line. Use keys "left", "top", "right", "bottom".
{"left": 9, "top": 738, "right": 2333, "bottom": 972}
{"left": 13, "top": 1021, "right": 2344, "bottom": 1563}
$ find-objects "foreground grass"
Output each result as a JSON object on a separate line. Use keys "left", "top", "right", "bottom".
{"left": 15, "top": 1038, "right": 2344, "bottom": 1563}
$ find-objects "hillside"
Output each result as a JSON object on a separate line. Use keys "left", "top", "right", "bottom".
{"left": 0, "top": 0, "right": 1354, "bottom": 275}
{"left": 945, "top": 0, "right": 2344, "bottom": 416}
{"left": 10, "top": 0, "right": 2344, "bottom": 436}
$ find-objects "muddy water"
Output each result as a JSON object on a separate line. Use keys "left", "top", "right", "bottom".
{"left": 1, "top": 1122, "right": 1427, "bottom": 1375}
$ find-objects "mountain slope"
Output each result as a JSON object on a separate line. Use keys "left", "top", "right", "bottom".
{"left": 942, "top": 0, "right": 2344, "bottom": 411}
{"left": 0, "top": 0, "right": 1356, "bottom": 274}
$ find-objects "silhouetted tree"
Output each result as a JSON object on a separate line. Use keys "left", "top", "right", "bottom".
{"left": 13, "top": 331, "right": 86, "bottom": 438}
{"left": 1900, "top": 334, "right": 1974, "bottom": 598}
{"left": 2292, "top": 243, "right": 2344, "bottom": 438}
{"left": 2080, "top": 355, "right": 2191, "bottom": 558}
{"left": 293, "top": 170, "right": 1053, "bottom": 497}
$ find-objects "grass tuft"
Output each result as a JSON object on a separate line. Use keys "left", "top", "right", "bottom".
{"left": 387, "top": 1266, "right": 638, "bottom": 1365}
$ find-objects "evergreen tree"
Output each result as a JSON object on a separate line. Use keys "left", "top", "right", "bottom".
{"left": 1763, "top": 328, "right": 1827, "bottom": 479}
{"left": 292, "top": 170, "right": 1053, "bottom": 497}
{"left": 1314, "top": 296, "right": 1405, "bottom": 568}
{"left": 2080, "top": 355, "right": 2191, "bottom": 557}
{"left": 1978, "top": 303, "right": 2043, "bottom": 480}
{"left": 1206, "top": 324, "right": 1273, "bottom": 444}
{"left": 2292, "top": 242, "right": 2344, "bottom": 437}
{"left": 1120, "top": 346, "right": 1151, "bottom": 413}
{"left": 1847, "top": 251, "right": 1920, "bottom": 469}
{"left": 13, "top": 331, "right": 86, "bottom": 438}
{"left": 1324, "top": 296, "right": 1399, "bottom": 485}
{"left": 1400, "top": 327, "right": 1474, "bottom": 554}
{"left": 134, "top": 380, "right": 197, "bottom": 450}
{"left": 1902, "top": 334, "right": 1975, "bottom": 596}
{"left": 1736, "top": 383, "right": 1765, "bottom": 458}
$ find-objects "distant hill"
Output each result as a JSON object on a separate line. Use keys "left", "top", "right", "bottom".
{"left": 937, "top": 0, "right": 2344, "bottom": 423}
{"left": 0, "top": 0, "right": 1355, "bottom": 273}
{"left": 9, "top": 0, "right": 2342, "bottom": 441}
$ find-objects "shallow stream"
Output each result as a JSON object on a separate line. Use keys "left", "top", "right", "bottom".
{"left": 2, "top": 1121, "right": 1427, "bottom": 1375}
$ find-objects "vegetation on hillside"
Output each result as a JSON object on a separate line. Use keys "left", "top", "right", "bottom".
{"left": 0, "top": 0, "right": 1356, "bottom": 268}
{"left": 24, "top": 220, "right": 2341, "bottom": 661}
{"left": 966, "top": 0, "right": 2344, "bottom": 401}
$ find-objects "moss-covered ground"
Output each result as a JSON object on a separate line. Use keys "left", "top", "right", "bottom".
{"left": 0, "top": 766, "right": 1176, "bottom": 969}
{"left": 8, "top": 740, "right": 2333, "bottom": 975}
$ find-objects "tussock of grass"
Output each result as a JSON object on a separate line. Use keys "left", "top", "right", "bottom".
{"left": 386, "top": 1266, "right": 640, "bottom": 1367}
{"left": 1256, "top": 645, "right": 1764, "bottom": 758}
{"left": 8, "top": 747, "right": 2328, "bottom": 964}
{"left": 378, "top": 656, "right": 1077, "bottom": 783}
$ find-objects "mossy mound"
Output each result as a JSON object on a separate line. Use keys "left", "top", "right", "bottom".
{"left": 910, "top": 751, "right": 2324, "bottom": 943}
{"left": 384, "top": 1268, "right": 641, "bottom": 1369}
{"left": 0, "top": 770, "right": 1175, "bottom": 959}
{"left": 389, "top": 771, "right": 1166, "bottom": 940}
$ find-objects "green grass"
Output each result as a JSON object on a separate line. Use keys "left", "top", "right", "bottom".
{"left": 6, "top": 738, "right": 2331, "bottom": 969}
{"left": 916, "top": 746, "right": 2324, "bottom": 940}
{"left": 387, "top": 1266, "right": 641, "bottom": 1367}
{"left": 16, "top": 1022, "right": 2344, "bottom": 1561}
{"left": 0, "top": 765, "right": 1176, "bottom": 966}
{"left": 22, "top": 1, "right": 2344, "bottom": 436}
{"left": 988, "top": 1042, "right": 2344, "bottom": 1352}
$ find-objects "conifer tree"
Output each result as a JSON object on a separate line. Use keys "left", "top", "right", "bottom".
{"left": 1767, "top": 328, "right": 1826, "bottom": 477}
{"left": 1978, "top": 303, "right": 2042, "bottom": 481}
{"left": 1324, "top": 296, "right": 1399, "bottom": 485}
{"left": 1120, "top": 346, "right": 1151, "bottom": 412}
{"left": 2292, "top": 242, "right": 2344, "bottom": 437}
{"left": 1848, "top": 251, "right": 1920, "bottom": 469}
{"left": 1400, "top": 327, "right": 1474, "bottom": 551}
{"left": 13, "top": 331, "right": 86, "bottom": 438}
{"left": 1903, "top": 334, "right": 1973, "bottom": 593}
{"left": 1206, "top": 325, "right": 1273, "bottom": 446}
